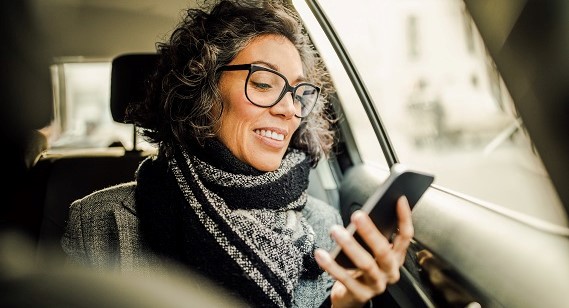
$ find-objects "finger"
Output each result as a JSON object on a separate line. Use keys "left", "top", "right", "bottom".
{"left": 329, "top": 224, "right": 378, "bottom": 273}
{"left": 350, "top": 211, "right": 395, "bottom": 272}
{"left": 351, "top": 211, "right": 401, "bottom": 283}
{"left": 314, "top": 248, "right": 376, "bottom": 301}
{"left": 314, "top": 248, "right": 359, "bottom": 281}
{"left": 329, "top": 223, "right": 393, "bottom": 291}
{"left": 392, "top": 196, "right": 414, "bottom": 258}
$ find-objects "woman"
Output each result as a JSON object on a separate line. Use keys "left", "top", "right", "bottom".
{"left": 61, "top": 1, "right": 413, "bottom": 307}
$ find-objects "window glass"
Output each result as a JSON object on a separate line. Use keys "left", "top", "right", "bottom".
{"left": 46, "top": 61, "right": 152, "bottom": 152}
{"left": 295, "top": 0, "right": 389, "bottom": 171}
{"left": 297, "top": 0, "right": 566, "bottom": 226}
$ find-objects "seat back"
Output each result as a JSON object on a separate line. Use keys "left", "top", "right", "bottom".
{"left": 30, "top": 53, "right": 159, "bottom": 262}
{"left": 110, "top": 53, "right": 160, "bottom": 150}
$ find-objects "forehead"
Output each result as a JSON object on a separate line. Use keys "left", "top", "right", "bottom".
{"left": 232, "top": 34, "right": 304, "bottom": 76}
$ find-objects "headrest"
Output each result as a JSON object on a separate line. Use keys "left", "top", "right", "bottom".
{"left": 110, "top": 53, "right": 159, "bottom": 123}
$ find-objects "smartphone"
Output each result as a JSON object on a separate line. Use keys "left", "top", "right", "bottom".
{"left": 329, "top": 163, "right": 435, "bottom": 268}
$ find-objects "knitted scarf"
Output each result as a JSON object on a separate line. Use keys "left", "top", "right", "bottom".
{"left": 136, "top": 140, "right": 323, "bottom": 307}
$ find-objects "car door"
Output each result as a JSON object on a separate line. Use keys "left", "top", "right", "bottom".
{"left": 292, "top": 0, "right": 569, "bottom": 307}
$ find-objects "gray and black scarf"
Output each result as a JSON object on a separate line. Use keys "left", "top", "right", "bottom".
{"left": 136, "top": 140, "right": 323, "bottom": 307}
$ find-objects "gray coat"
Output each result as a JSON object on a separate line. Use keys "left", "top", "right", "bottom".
{"left": 61, "top": 181, "right": 342, "bottom": 307}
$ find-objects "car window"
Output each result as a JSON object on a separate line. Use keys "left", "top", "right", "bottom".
{"left": 45, "top": 61, "right": 153, "bottom": 152}
{"left": 295, "top": 0, "right": 566, "bottom": 227}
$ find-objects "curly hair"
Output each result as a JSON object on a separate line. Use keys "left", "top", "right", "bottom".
{"left": 127, "top": 0, "right": 336, "bottom": 166}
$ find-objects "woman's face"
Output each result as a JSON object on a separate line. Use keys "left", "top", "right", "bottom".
{"left": 217, "top": 34, "right": 304, "bottom": 171}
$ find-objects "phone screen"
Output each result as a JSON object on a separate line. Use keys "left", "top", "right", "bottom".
{"left": 329, "top": 163, "right": 434, "bottom": 268}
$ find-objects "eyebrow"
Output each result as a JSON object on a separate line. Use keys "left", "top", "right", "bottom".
{"left": 251, "top": 60, "right": 308, "bottom": 83}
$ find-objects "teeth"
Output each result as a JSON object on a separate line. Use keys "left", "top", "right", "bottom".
{"left": 255, "top": 129, "right": 284, "bottom": 141}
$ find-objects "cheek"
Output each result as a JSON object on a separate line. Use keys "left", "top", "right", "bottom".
{"left": 217, "top": 87, "right": 260, "bottom": 140}
{"left": 222, "top": 92, "right": 252, "bottom": 121}
{"left": 218, "top": 82, "right": 240, "bottom": 125}
{"left": 218, "top": 75, "right": 261, "bottom": 123}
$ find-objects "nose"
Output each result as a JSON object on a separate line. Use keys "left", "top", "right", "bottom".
{"left": 270, "top": 91, "right": 297, "bottom": 119}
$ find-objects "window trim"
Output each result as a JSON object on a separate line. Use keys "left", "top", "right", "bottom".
{"left": 305, "top": 0, "right": 399, "bottom": 168}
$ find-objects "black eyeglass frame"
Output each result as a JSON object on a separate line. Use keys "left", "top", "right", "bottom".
{"left": 218, "top": 64, "right": 320, "bottom": 118}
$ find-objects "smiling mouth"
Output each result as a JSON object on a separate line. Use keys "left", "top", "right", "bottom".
{"left": 254, "top": 129, "right": 285, "bottom": 141}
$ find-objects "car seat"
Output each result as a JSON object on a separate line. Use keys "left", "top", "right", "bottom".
{"left": 28, "top": 53, "right": 159, "bottom": 263}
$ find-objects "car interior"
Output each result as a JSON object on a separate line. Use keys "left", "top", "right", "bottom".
{"left": 28, "top": 53, "right": 160, "bottom": 263}
{"left": 2, "top": 0, "right": 569, "bottom": 307}
{"left": 26, "top": 51, "right": 341, "bottom": 264}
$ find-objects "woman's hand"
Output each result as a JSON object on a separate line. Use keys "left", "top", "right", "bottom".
{"left": 315, "top": 196, "right": 413, "bottom": 308}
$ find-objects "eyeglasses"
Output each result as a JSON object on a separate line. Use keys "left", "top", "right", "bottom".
{"left": 218, "top": 64, "right": 320, "bottom": 118}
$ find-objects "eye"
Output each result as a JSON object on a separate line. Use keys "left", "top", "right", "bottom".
{"left": 249, "top": 69, "right": 282, "bottom": 93}
{"left": 251, "top": 81, "right": 272, "bottom": 91}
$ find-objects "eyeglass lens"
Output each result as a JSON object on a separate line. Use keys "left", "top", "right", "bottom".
{"left": 246, "top": 70, "right": 318, "bottom": 117}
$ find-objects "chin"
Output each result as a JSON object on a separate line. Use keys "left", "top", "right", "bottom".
{"left": 250, "top": 155, "right": 282, "bottom": 172}
{"left": 247, "top": 148, "right": 287, "bottom": 172}
{"left": 254, "top": 162, "right": 280, "bottom": 172}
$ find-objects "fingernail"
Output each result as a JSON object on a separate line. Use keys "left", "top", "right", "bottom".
{"left": 314, "top": 248, "right": 331, "bottom": 263}
{"left": 351, "top": 211, "right": 365, "bottom": 223}
{"left": 330, "top": 225, "right": 348, "bottom": 241}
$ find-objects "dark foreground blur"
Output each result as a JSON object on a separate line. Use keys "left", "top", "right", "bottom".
{"left": 0, "top": 232, "right": 247, "bottom": 308}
